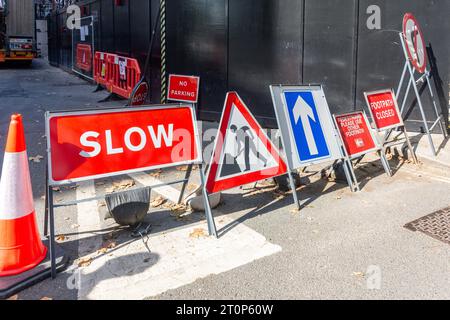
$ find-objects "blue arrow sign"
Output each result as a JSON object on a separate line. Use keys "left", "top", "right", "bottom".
{"left": 283, "top": 91, "right": 331, "bottom": 162}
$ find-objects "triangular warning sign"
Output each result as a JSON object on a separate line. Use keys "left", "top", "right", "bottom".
{"left": 206, "top": 92, "right": 287, "bottom": 194}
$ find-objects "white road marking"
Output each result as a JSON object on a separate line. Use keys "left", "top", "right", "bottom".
{"left": 129, "top": 172, "right": 181, "bottom": 203}
{"left": 79, "top": 217, "right": 282, "bottom": 300}
{"left": 75, "top": 180, "right": 102, "bottom": 299}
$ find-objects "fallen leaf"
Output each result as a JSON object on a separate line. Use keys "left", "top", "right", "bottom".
{"left": 290, "top": 208, "right": 300, "bottom": 214}
{"left": 56, "top": 235, "right": 67, "bottom": 241}
{"left": 352, "top": 271, "right": 365, "bottom": 278}
{"left": 312, "top": 230, "right": 319, "bottom": 234}
{"left": 40, "top": 195, "right": 46, "bottom": 200}
{"left": 29, "top": 155, "right": 44, "bottom": 163}
{"left": 105, "top": 179, "right": 135, "bottom": 193}
{"left": 52, "top": 187, "right": 61, "bottom": 192}
{"left": 77, "top": 257, "right": 92, "bottom": 267}
{"left": 70, "top": 224, "right": 80, "bottom": 229}
{"left": 40, "top": 297, "right": 53, "bottom": 300}
{"left": 336, "top": 196, "right": 342, "bottom": 200}
{"left": 187, "top": 184, "right": 199, "bottom": 192}
{"left": 64, "top": 217, "right": 71, "bottom": 221}
{"left": 151, "top": 196, "right": 166, "bottom": 208}
{"left": 7, "top": 295, "right": 18, "bottom": 300}
{"left": 177, "top": 165, "right": 189, "bottom": 171}
{"left": 149, "top": 169, "right": 162, "bottom": 178}
{"left": 189, "top": 228, "right": 207, "bottom": 239}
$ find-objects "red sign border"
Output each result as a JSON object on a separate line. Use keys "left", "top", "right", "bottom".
{"left": 364, "top": 88, "right": 404, "bottom": 131}
{"left": 167, "top": 74, "right": 200, "bottom": 103}
{"left": 333, "top": 111, "right": 380, "bottom": 159}
{"left": 45, "top": 104, "right": 202, "bottom": 186}
{"left": 402, "top": 13, "right": 427, "bottom": 74}
{"left": 205, "top": 92, "right": 288, "bottom": 194}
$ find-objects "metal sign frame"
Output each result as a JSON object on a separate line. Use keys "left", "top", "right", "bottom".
{"left": 167, "top": 74, "right": 201, "bottom": 104}
{"left": 364, "top": 88, "right": 418, "bottom": 165}
{"left": 45, "top": 104, "right": 202, "bottom": 185}
{"left": 396, "top": 15, "right": 447, "bottom": 157}
{"left": 205, "top": 91, "right": 288, "bottom": 194}
{"left": 270, "top": 84, "right": 357, "bottom": 209}
{"left": 71, "top": 16, "right": 95, "bottom": 81}
{"left": 44, "top": 104, "right": 217, "bottom": 279}
{"left": 332, "top": 111, "right": 391, "bottom": 191}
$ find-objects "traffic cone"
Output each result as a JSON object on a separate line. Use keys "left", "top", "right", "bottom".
{"left": 0, "top": 114, "right": 47, "bottom": 277}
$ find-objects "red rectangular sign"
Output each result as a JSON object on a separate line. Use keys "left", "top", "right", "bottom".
{"left": 46, "top": 105, "right": 201, "bottom": 185}
{"left": 364, "top": 89, "right": 403, "bottom": 130}
{"left": 167, "top": 74, "right": 200, "bottom": 103}
{"left": 334, "top": 111, "right": 378, "bottom": 157}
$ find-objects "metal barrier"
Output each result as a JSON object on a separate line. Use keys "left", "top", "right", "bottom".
{"left": 109, "top": 55, "right": 142, "bottom": 99}
{"left": 93, "top": 52, "right": 142, "bottom": 99}
{"left": 93, "top": 51, "right": 111, "bottom": 90}
{"left": 75, "top": 43, "right": 93, "bottom": 72}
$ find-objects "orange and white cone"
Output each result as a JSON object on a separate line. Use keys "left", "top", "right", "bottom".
{"left": 0, "top": 114, "right": 47, "bottom": 277}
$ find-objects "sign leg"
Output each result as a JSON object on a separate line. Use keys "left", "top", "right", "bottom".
{"left": 342, "top": 159, "right": 358, "bottom": 192}
{"left": 178, "top": 164, "right": 193, "bottom": 204}
{"left": 408, "top": 64, "right": 437, "bottom": 156}
{"left": 379, "top": 149, "right": 392, "bottom": 177}
{"left": 396, "top": 61, "right": 409, "bottom": 98}
{"left": 44, "top": 168, "right": 49, "bottom": 237}
{"left": 287, "top": 170, "right": 301, "bottom": 210}
{"left": 425, "top": 73, "right": 448, "bottom": 138}
{"left": 403, "top": 128, "right": 418, "bottom": 164}
{"left": 199, "top": 164, "right": 217, "bottom": 238}
{"left": 47, "top": 186, "right": 57, "bottom": 279}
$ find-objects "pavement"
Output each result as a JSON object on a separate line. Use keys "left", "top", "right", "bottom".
{"left": 0, "top": 59, "right": 450, "bottom": 300}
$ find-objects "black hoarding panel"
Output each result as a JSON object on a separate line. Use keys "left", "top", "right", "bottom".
{"left": 303, "top": 0, "right": 358, "bottom": 115}
{"left": 166, "top": 0, "right": 228, "bottom": 120}
{"left": 113, "top": 0, "right": 130, "bottom": 56}
{"left": 228, "top": 0, "right": 303, "bottom": 128}
{"left": 130, "top": 0, "right": 150, "bottom": 64}
{"left": 149, "top": 0, "right": 161, "bottom": 103}
{"left": 357, "top": 0, "right": 450, "bottom": 132}
{"left": 100, "top": 0, "right": 114, "bottom": 52}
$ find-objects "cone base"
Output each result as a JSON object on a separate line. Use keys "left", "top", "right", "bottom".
{"left": 0, "top": 212, "right": 48, "bottom": 277}
{"left": 0, "top": 240, "right": 68, "bottom": 299}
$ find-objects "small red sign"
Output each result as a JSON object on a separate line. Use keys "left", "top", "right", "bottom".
{"left": 364, "top": 89, "right": 403, "bottom": 130}
{"left": 334, "top": 112, "right": 378, "bottom": 157}
{"left": 76, "top": 43, "right": 92, "bottom": 72}
{"left": 129, "top": 81, "right": 149, "bottom": 106}
{"left": 47, "top": 106, "right": 201, "bottom": 184}
{"left": 167, "top": 74, "right": 200, "bottom": 103}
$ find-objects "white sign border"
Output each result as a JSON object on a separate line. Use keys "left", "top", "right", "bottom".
{"left": 363, "top": 88, "right": 405, "bottom": 132}
{"left": 167, "top": 74, "right": 200, "bottom": 104}
{"left": 270, "top": 84, "right": 344, "bottom": 170}
{"left": 45, "top": 104, "right": 203, "bottom": 186}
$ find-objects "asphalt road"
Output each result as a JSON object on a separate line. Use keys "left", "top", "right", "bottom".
{"left": 1, "top": 59, "right": 449, "bottom": 300}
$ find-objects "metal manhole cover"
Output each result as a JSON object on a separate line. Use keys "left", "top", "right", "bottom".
{"left": 405, "top": 207, "right": 450, "bottom": 245}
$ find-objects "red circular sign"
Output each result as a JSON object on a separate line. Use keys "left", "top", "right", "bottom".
{"left": 129, "top": 81, "right": 149, "bottom": 106}
{"left": 402, "top": 13, "right": 427, "bottom": 74}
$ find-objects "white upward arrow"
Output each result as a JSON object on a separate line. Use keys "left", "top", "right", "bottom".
{"left": 293, "top": 95, "right": 319, "bottom": 155}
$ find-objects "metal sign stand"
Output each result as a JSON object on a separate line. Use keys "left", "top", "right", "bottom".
{"left": 396, "top": 33, "right": 447, "bottom": 156}
{"left": 332, "top": 112, "right": 392, "bottom": 192}
{"left": 270, "top": 85, "right": 358, "bottom": 211}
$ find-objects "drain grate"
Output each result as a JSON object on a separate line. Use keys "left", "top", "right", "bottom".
{"left": 405, "top": 207, "right": 450, "bottom": 245}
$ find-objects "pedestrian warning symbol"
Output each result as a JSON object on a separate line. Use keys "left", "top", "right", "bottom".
{"left": 206, "top": 92, "right": 287, "bottom": 194}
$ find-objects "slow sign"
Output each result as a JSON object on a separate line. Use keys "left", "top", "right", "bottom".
{"left": 46, "top": 105, "right": 201, "bottom": 185}
{"left": 364, "top": 89, "right": 403, "bottom": 131}
{"left": 167, "top": 74, "right": 200, "bottom": 103}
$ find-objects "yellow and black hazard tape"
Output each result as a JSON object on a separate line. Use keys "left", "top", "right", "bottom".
{"left": 160, "top": 0, "right": 167, "bottom": 103}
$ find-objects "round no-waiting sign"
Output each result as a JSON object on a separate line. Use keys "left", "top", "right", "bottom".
{"left": 402, "top": 13, "right": 427, "bottom": 74}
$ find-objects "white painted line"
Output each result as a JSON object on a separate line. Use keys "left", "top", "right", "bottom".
{"left": 129, "top": 172, "right": 181, "bottom": 203}
{"left": 78, "top": 217, "right": 282, "bottom": 300}
{"left": 75, "top": 180, "right": 103, "bottom": 299}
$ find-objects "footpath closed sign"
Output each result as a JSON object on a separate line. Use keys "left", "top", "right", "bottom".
{"left": 168, "top": 74, "right": 200, "bottom": 103}
{"left": 334, "top": 111, "right": 378, "bottom": 158}
{"left": 364, "top": 89, "right": 403, "bottom": 130}
{"left": 46, "top": 105, "right": 201, "bottom": 184}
